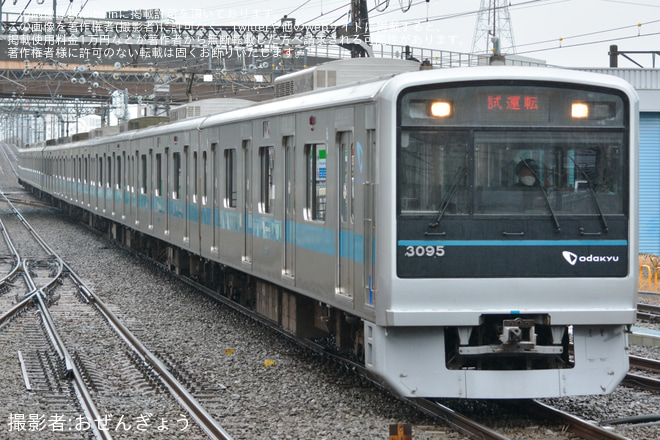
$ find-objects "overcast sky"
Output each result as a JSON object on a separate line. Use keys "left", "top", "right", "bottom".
{"left": 3, "top": 0, "right": 659, "bottom": 68}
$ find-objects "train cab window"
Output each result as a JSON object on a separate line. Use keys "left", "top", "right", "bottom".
{"left": 259, "top": 146, "right": 275, "bottom": 214}
{"left": 473, "top": 131, "right": 625, "bottom": 216}
{"left": 225, "top": 148, "right": 237, "bottom": 208}
{"left": 305, "top": 144, "right": 326, "bottom": 221}
{"left": 398, "top": 131, "right": 469, "bottom": 215}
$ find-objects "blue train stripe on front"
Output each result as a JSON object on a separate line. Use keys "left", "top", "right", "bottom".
{"left": 398, "top": 240, "right": 628, "bottom": 247}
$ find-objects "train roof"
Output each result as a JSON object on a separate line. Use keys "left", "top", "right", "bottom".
{"left": 380, "top": 65, "right": 640, "bottom": 99}
{"left": 23, "top": 66, "right": 639, "bottom": 155}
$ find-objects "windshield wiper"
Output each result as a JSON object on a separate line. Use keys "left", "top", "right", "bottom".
{"left": 519, "top": 158, "right": 561, "bottom": 233}
{"left": 569, "top": 155, "right": 609, "bottom": 234}
{"left": 429, "top": 165, "right": 466, "bottom": 229}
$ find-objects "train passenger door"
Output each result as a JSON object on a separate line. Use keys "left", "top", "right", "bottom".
{"left": 283, "top": 135, "right": 295, "bottom": 279}
{"left": 242, "top": 140, "right": 253, "bottom": 265}
{"left": 337, "top": 131, "right": 354, "bottom": 300}
{"left": 363, "top": 129, "right": 376, "bottom": 307}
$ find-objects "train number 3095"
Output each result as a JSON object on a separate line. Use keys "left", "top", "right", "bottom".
{"left": 404, "top": 245, "right": 445, "bottom": 258}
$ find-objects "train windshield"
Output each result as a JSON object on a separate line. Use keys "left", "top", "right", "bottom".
{"left": 473, "top": 131, "right": 624, "bottom": 215}
{"left": 398, "top": 83, "right": 628, "bottom": 217}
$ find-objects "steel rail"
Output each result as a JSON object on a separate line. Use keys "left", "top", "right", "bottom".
{"left": 34, "top": 289, "right": 111, "bottom": 440}
{"left": 629, "top": 355, "right": 660, "bottom": 374}
{"left": 66, "top": 267, "right": 233, "bottom": 440}
{"left": 0, "top": 288, "right": 36, "bottom": 328}
{"left": 0, "top": 218, "right": 21, "bottom": 288}
{"left": 521, "top": 400, "right": 630, "bottom": 440}
{"left": 412, "top": 399, "right": 512, "bottom": 440}
{"left": 637, "top": 302, "right": 660, "bottom": 322}
{"left": 622, "top": 372, "right": 660, "bottom": 392}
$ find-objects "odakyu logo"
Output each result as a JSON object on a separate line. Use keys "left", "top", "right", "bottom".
{"left": 562, "top": 251, "right": 620, "bottom": 266}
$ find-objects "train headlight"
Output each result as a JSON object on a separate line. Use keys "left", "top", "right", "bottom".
{"left": 571, "top": 102, "right": 589, "bottom": 118}
{"left": 430, "top": 101, "right": 452, "bottom": 118}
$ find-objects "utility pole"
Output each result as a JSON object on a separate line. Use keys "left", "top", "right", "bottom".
{"left": 337, "top": 0, "right": 372, "bottom": 57}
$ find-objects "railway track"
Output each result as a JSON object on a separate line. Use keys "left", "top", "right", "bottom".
{"left": 624, "top": 355, "right": 660, "bottom": 392}
{"left": 637, "top": 302, "right": 660, "bottom": 323}
{"left": 0, "top": 191, "right": 231, "bottom": 439}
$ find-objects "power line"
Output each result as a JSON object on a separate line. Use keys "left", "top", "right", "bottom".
{"left": 513, "top": 19, "right": 660, "bottom": 49}
{"left": 514, "top": 30, "right": 660, "bottom": 57}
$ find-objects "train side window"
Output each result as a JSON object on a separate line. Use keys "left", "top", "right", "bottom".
{"left": 259, "top": 146, "right": 274, "bottom": 214}
{"left": 107, "top": 156, "right": 112, "bottom": 188}
{"left": 225, "top": 148, "right": 237, "bottom": 208}
{"left": 116, "top": 156, "right": 122, "bottom": 190}
{"left": 141, "top": 154, "right": 147, "bottom": 194}
{"left": 98, "top": 156, "right": 102, "bottom": 187}
{"left": 305, "top": 144, "right": 326, "bottom": 222}
{"left": 202, "top": 151, "right": 208, "bottom": 205}
{"left": 173, "top": 152, "right": 181, "bottom": 199}
{"left": 193, "top": 151, "right": 198, "bottom": 203}
{"left": 155, "top": 153, "right": 162, "bottom": 196}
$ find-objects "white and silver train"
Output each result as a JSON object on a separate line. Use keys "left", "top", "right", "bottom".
{"left": 18, "top": 64, "right": 639, "bottom": 399}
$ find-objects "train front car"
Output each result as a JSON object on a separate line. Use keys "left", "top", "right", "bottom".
{"left": 368, "top": 67, "right": 638, "bottom": 399}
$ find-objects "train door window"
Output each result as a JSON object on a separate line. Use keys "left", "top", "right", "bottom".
{"left": 338, "top": 132, "right": 354, "bottom": 224}
{"left": 305, "top": 144, "right": 326, "bottom": 221}
{"left": 225, "top": 148, "right": 237, "bottom": 208}
{"left": 83, "top": 157, "right": 88, "bottom": 184}
{"left": 155, "top": 153, "right": 162, "bottom": 196}
{"left": 259, "top": 146, "right": 275, "bottom": 214}
{"left": 202, "top": 151, "right": 208, "bottom": 205}
{"left": 141, "top": 154, "right": 147, "bottom": 194}
{"left": 173, "top": 152, "right": 181, "bottom": 199}
{"left": 193, "top": 151, "right": 198, "bottom": 203}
